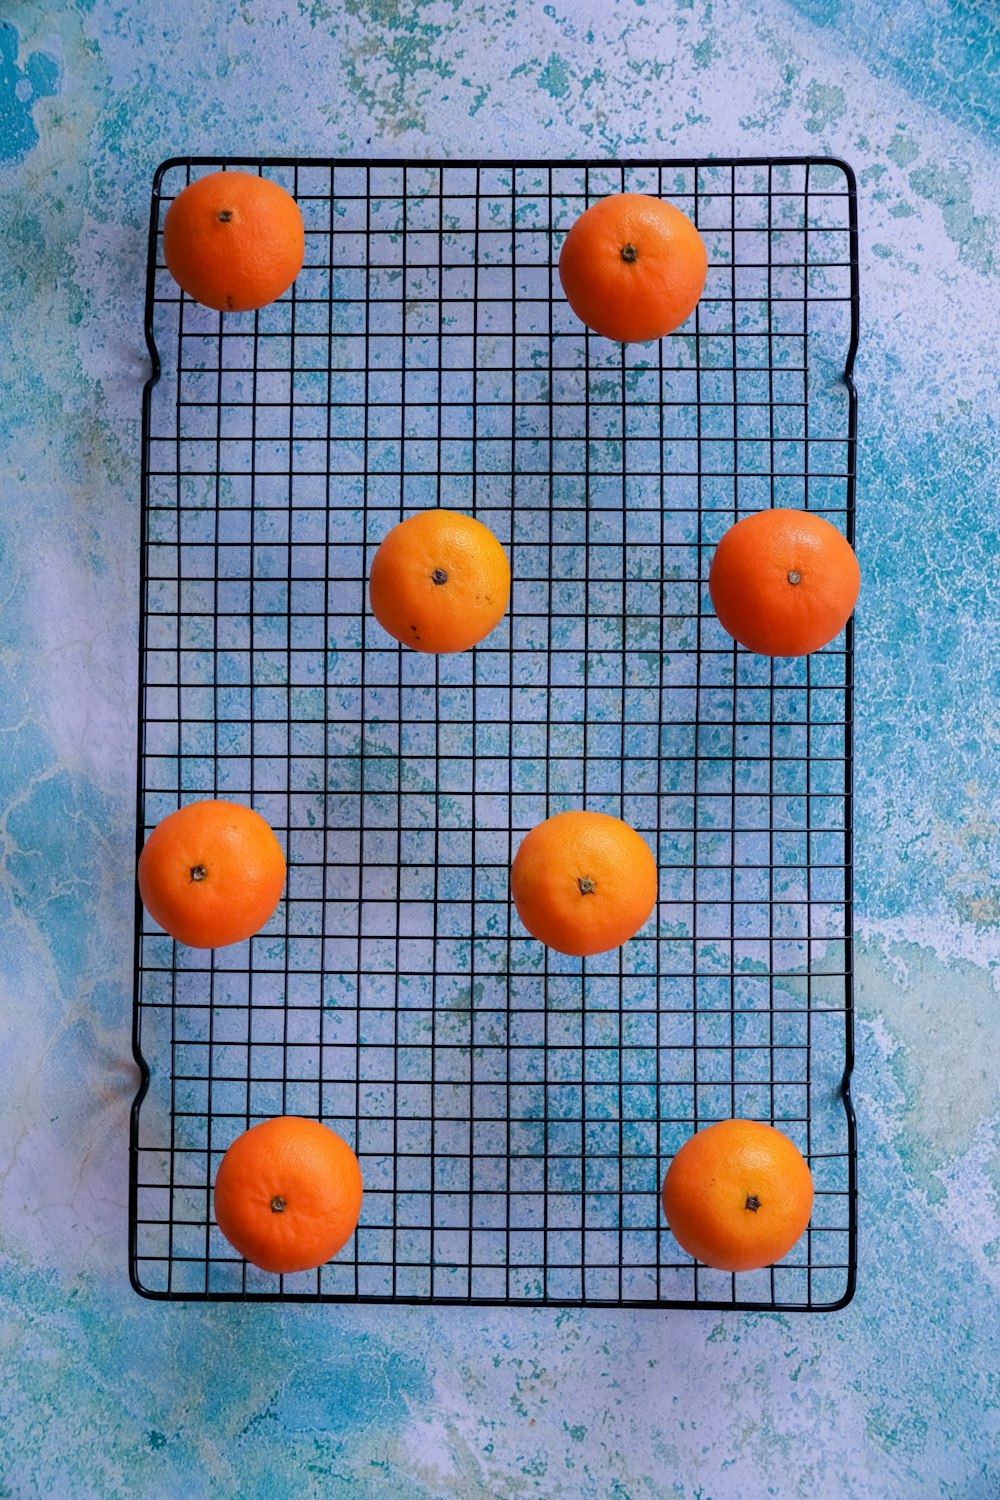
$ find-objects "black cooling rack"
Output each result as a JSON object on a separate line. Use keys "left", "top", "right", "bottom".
{"left": 131, "top": 157, "right": 858, "bottom": 1310}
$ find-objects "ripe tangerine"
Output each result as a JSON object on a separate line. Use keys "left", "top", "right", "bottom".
{"left": 709, "top": 508, "right": 860, "bottom": 657}
{"left": 214, "top": 1116, "right": 363, "bottom": 1275}
{"left": 661, "top": 1118, "right": 814, "bottom": 1272}
{"left": 163, "top": 170, "right": 305, "bottom": 313}
{"left": 368, "top": 509, "right": 510, "bottom": 653}
{"left": 558, "top": 192, "right": 707, "bottom": 343}
{"left": 510, "top": 809, "right": 658, "bottom": 957}
{"left": 137, "top": 798, "right": 286, "bottom": 949}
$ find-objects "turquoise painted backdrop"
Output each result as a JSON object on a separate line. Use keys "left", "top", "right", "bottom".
{"left": 1, "top": 1, "right": 997, "bottom": 1495}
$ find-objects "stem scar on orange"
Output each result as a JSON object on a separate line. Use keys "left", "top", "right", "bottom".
{"left": 709, "top": 508, "right": 860, "bottom": 657}
{"left": 510, "top": 809, "right": 658, "bottom": 957}
{"left": 137, "top": 798, "right": 286, "bottom": 949}
{"left": 163, "top": 170, "right": 305, "bottom": 313}
{"left": 661, "top": 1118, "right": 814, "bottom": 1272}
{"left": 558, "top": 192, "right": 707, "bottom": 343}
{"left": 368, "top": 508, "right": 511, "bottom": 653}
{"left": 214, "top": 1116, "right": 363, "bottom": 1275}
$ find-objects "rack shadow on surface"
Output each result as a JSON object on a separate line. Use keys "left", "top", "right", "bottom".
{"left": 131, "top": 157, "right": 858, "bottom": 1310}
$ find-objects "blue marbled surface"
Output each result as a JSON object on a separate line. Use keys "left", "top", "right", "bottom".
{"left": 1, "top": 2, "right": 998, "bottom": 1496}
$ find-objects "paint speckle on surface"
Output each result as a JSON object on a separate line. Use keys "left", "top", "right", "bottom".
{"left": 0, "top": 21, "right": 60, "bottom": 164}
{"left": 539, "top": 52, "right": 571, "bottom": 99}
{"left": 886, "top": 132, "right": 920, "bottom": 168}
{"left": 804, "top": 78, "right": 845, "bottom": 133}
{"left": 789, "top": 0, "right": 1000, "bottom": 139}
{"left": 908, "top": 160, "right": 997, "bottom": 274}
{"left": 0, "top": 0, "right": 998, "bottom": 1496}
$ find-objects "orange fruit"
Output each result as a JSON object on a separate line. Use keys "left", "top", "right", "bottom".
{"left": 661, "top": 1119, "right": 814, "bottom": 1272}
{"left": 368, "top": 508, "right": 511, "bottom": 653}
{"left": 510, "top": 809, "right": 658, "bottom": 957}
{"left": 214, "top": 1116, "right": 363, "bottom": 1274}
{"left": 137, "top": 798, "right": 286, "bottom": 949}
{"left": 163, "top": 170, "right": 304, "bottom": 312}
{"left": 709, "top": 508, "right": 860, "bottom": 656}
{"left": 558, "top": 192, "right": 707, "bottom": 343}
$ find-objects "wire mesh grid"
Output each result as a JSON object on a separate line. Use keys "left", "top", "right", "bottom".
{"left": 131, "top": 157, "right": 858, "bottom": 1310}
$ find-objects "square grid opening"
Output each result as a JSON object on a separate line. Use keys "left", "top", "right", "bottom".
{"left": 132, "top": 158, "right": 857, "bottom": 1310}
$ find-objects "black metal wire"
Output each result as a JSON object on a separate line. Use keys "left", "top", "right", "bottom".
{"left": 130, "top": 157, "right": 858, "bottom": 1310}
